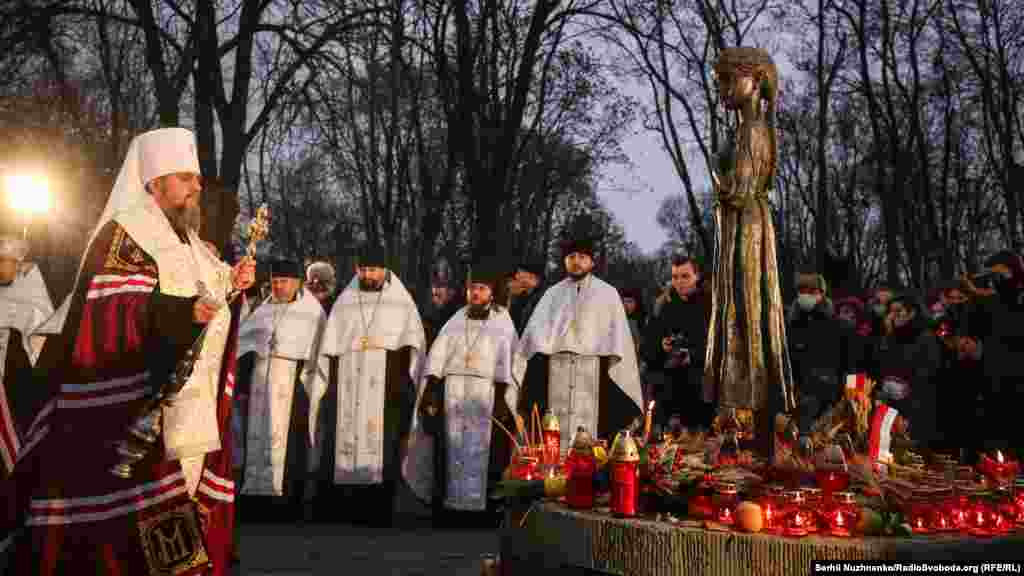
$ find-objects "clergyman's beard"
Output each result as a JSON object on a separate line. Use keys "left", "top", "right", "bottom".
{"left": 467, "top": 302, "right": 491, "bottom": 319}
{"left": 568, "top": 270, "right": 590, "bottom": 281}
{"left": 359, "top": 279, "right": 384, "bottom": 292}
{"left": 165, "top": 202, "right": 201, "bottom": 235}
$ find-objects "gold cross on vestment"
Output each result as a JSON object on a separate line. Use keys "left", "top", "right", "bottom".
{"left": 360, "top": 336, "right": 371, "bottom": 351}
{"left": 465, "top": 352, "right": 477, "bottom": 368}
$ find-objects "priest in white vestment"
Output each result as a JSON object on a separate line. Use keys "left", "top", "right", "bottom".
{"left": 1, "top": 236, "right": 55, "bottom": 566}
{"left": 516, "top": 216, "right": 644, "bottom": 448}
{"left": 235, "top": 258, "right": 326, "bottom": 520}
{"left": 311, "top": 244, "right": 425, "bottom": 526}
{"left": 403, "top": 262, "right": 517, "bottom": 527}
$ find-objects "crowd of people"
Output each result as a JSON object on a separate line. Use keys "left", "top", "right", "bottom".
{"left": 0, "top": 126, "right": 1018, "bottom": 576}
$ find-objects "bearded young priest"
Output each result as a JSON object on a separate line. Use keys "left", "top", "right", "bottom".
{"left": 310, "top": 244, "right": 425, "bottom": 527}
{"left": 5, "top": 128, "right": 255, "bottom": 576}
{"left": 235, "top": 259, "right": 326, "bottom": 522}
{"left": 403, "top": 261, "right": 518, "bottom": 528}
{"left": 516, "top": 216, "right": 643, "bottom": 449}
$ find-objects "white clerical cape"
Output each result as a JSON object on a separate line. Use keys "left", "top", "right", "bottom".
{"left": 0, "top": 263, "right": 55, "bottom": 366}
{"left": 121, "top": 198, "right": 234, "bottom": 496}
{"left": 515, "top": 275, "right": 643, "bottom": 450}
{"left": 236, "top": 288, "right": 326, "bottom": 496}
{"left": 402, "top": 306, "right": 518, "bottom": 511}
{"left": 313, "top": 272, "right": 425, "bottom": 485}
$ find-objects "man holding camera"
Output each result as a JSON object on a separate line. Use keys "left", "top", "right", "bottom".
{"left": 643, "top": 256, "right": 711, "bottom": 430}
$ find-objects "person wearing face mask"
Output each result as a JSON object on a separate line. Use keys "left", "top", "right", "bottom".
{"left": 643, "top": 256, "right": 711, "bottom": 429}
{"left": 835, "top": 296, "right": 871, "bottom": 337}
{"left": 867, "top": 293, "right": 942, "bottom": 456}
{"left": 786, "top": 274, "right": 861, "bottom": 448}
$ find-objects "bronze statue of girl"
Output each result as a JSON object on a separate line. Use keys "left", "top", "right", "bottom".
{"left": 704, "top": 47, "right": 795, "bottom": 454}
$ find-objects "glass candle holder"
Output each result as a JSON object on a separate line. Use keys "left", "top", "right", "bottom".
{"left": 801, "top": 487, "right": 822, "bottom": 504}
{"left": 513, "top": 456, "right": 539, "bottom": 480}
{"left": 782, "top": 490, "right": 810, "bottom": 537}
{"left": 757, "top": 494, "right": 781, "bottom": 534}
{"left": 815, "top": 468, "right": 851, "bottom": 496}
{"left": 826, "top": 492, "right": 858, "bottom": 537}
{"left": 966, "top": 496, "right": 993, "bottom": 537}
{"left": 1014, "top": 481, "right": 1024, "bottom": 525}
{"left": 907, "top": 495, "right": 934, "bottom": 535}
{"left": 944, "top": 494, "right": 969, "bottom": 531}
{"left": 714, "top": 482, "right": 739, "bottom": 526}
{"left": 800, "top": 488, "right": 823, "bottom": 533}
{"left": 756, "top": 485, "right": 785, "bottom": 533}
{"left": 928, "top": 489, "right": 955, "bottom": 532}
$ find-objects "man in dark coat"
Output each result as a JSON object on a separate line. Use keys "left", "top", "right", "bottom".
{"left": 643, "top": 256, "right": 710, "bottom": 429}
{"left": 965, "top": 250, "right": 1024, "bottom": 459}
{"left": 786, "top": 273, "right": 864, "bottom": 444}
{"left": 509, "top": 261, "right": 544, "bottom": 334}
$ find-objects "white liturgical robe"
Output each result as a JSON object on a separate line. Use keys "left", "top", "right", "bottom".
{"left": 314, "top": 272, "right": 425, "bottom": 485}
{"left": 0, "top": 263, "right": 56, "bottom": 366}
{"left": 236, "top": 288, "right": 326, "bottom": 496}
{"left": 516, "top": 274, "right": 643, "bottom": 449}
{"left": 403, "top": 306, "right": 518, "bottom": 511}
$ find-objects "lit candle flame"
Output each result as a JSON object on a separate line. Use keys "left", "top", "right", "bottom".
{"left": 835, "top": 513, "right": 844, "bottom": 526}
{"left": 997, "top": 450, "right": 1004, "bottom": 464}
{"left": 647, "top": 401, "right": 655, "bottom": 412}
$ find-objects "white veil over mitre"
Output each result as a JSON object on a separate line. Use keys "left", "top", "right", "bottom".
{"left": 40, "top": 127, "right": 201, "bottom": 334}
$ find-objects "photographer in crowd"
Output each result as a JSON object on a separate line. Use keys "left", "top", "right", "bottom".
{"left": 643, "top": 255, "right": 711, "bottom": 429}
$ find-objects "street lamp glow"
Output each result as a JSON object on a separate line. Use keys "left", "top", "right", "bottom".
{"left": 6, "top": 174, "right": 51, "bottom": 215}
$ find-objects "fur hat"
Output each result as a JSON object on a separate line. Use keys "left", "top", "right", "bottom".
{"left": 797, "top": 273, "right": 827, "bottom": 294}
{"left": 560, "top": 214, "right": 601, "bottom": 259}
{"left": 356, "top": 243, "right": 388, "bottom": 268}
{"left": 467, "top": 259, "right": 504, "bottom": 291}
{"left": 267, "top": 258, "right": 303, "bottom": 279}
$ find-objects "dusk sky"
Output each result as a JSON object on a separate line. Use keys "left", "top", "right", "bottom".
{"left": 597, "top": 128, "right": 675, "bottom": 255}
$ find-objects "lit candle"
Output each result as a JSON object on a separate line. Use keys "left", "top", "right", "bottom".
{"left": 643, "top": 401, "right": 655, "bottom": 443}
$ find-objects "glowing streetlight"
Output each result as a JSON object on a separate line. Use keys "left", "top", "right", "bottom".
{"left": 5, "top": 174, "right": 51, "bottom": 240}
